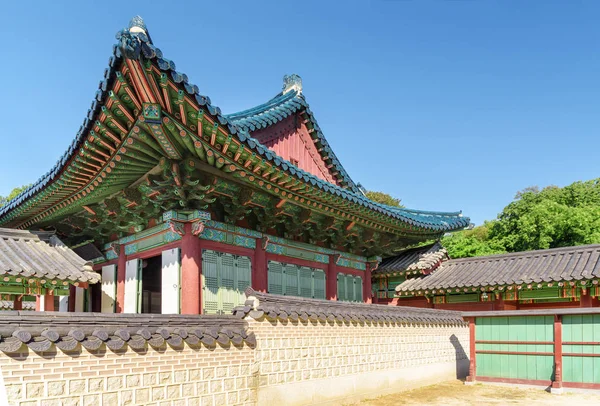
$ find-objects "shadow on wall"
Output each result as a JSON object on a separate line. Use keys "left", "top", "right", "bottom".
{"left": 450, "top": 334, "right": 468, "bottom": 380}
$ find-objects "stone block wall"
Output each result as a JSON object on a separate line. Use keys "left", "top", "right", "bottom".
{"left": 0, "top": 291, "right": 469, "bottom": 405}
{"left": 1, "top": 344, "right": 255, "bottom": 406}
{"left": 243, "top": 302, "right": 469, "bottom": 404}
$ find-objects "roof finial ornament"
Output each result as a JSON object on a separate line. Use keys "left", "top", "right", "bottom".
{"left": 282, "top": 74, "right": 302, "bottom": 94}
{"left": 116, "top": 15, "right": 154, "bottom": 60}
{"left": 128, "top": 15, "right": 147, "bottom": 34}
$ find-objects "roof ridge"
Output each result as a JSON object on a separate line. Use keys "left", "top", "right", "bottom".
{"left": 446, "top": 243, "right": 600, "bottom": 265}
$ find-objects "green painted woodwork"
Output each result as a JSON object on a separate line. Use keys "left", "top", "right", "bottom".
{"left": 447, "top": 293, "right": 479, "bottom": 303}
{"left": 475, "top": 316, "right": 554, "bottom": 381}
{"left": 201, "top": 250, "right": 252, "bottom": 315}
{"left": 386, "top": 276, "right": 405, "bottom": 299}
{"left": 563, "top": 314, "right": 600, "bottom": 384}
{"left": 267, "top": 261, "right": 326, "bottom": 299}
{"left": 519, "top": 287, "right": 561, "bottom": 300}
{"left": 337, "top": 273, "right": 363, "bottom": 302}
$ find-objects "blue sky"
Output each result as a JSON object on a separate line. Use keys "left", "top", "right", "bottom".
{"left": 0, "top": 1, "right": 598, "bottom": 225}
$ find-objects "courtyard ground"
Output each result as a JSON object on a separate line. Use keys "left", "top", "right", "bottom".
{"left": 350, "top": 380, "right": 600, "bottom": 405}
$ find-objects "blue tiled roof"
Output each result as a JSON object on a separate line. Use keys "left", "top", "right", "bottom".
{"left": 0, "top": 16, "right": 470, "bottom": 234}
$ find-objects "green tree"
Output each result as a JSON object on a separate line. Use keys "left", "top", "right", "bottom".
{"left": 442, "top": 223, "right": 506, "bottom": 258}
{"left": 445, "top": 179, "right": 600, "bottom": 259}
{"left": 365, "top": 191, "right": 403, "bottom": 208}
{"left": 0, "top": 184, "right": 31, "bottom": 207}
{"left": 489, "top": 181, "right": 600, "bottom": 252}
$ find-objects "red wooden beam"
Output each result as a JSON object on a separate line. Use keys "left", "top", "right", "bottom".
{"left": 475, "top": 350, "right": 554, "bottom": 356}
{"left": 475, "top": 340, "right": 554, "bottom": 345}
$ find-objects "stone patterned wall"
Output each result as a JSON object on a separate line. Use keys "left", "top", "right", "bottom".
{"left": 1, "top": 344, "right": 256, "bottom": 406}
{"left": 0, "top": 313, "right": 468, "bottom": 406}
{"left": 248, "top": 318, "right": 469, "bottom": 405}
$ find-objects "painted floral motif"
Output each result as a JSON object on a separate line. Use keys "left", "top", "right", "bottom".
{"left": 142, "top": 103, "right": 161, "bottom": 121}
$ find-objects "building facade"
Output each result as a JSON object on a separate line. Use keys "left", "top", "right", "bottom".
{"left": 0, "top": 17, "right": 469, "bottom": 314}
{"left": 376, "top": 243, "right": 600, "bottom": 311}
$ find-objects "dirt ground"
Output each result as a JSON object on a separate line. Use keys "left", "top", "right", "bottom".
{"left": 349, "top": 380, "right": 600, "bottom": 405}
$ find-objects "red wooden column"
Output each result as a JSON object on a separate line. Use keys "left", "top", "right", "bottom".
{"left": 551, "top": 315, "right": 563, "bottom": 393}
{"left": 13, "top": 296, "right": 22, "bottom": 311}
{"left": 68, "top": 286, "right": 76, "bottom": 312}
{"left": 326, "top": 255, "right": 338, "bottom": 300}
{"left": 44, "top": 292, "right": 55, "bottom": 311}
{"left": 363, "top": 263, "right": 373, "bottom": 304}
{"left": 466, "top": 317, "right": 477, "bottom": 382}
{"left": 181, "top": 222, "right": 202, "bottom": 314}
{"left": 253, "top": 239, "right": 268, "bottom": 292}
{"left": 116, "top": 245, "right": 126, "bottom": 313}
{"left": 580, "top": 289, "right": 593, "bottom": 307}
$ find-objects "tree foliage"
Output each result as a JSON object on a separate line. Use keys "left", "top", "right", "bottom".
{"left": 365, "top": 191, "right": 403, "bottom": 208}
{"left": 0, "top": 185, "right": 30, "bottom": 208}
{"left": 443, "top": 179, "right": 600, "bottom": 259}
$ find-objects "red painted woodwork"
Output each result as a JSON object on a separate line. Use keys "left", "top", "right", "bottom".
{"left": 181, "top": 223, "right": 202, "bottom": 314}
{"left": 553, "top": 315, "right": 563, "bottom": 389}
{"left": 364, "top": 263, "right": 372, "bottom": 304}
{"left": 581, "top": 291, "right": 593, "bottom": 307}
{"left": 393, "top": 295, "right": 594, "bottom": 311}
{"left": 466, "top": 317, "right": 476, "bottom": 382}
{"left": 116, "top": 246, "right": 126, "bottom": 313}
{"left": 476, "top": 340, "right": 554, "bottom": 345}
{"left": 68, "top": 286, "right": 76, "bottom": 312}
{"left": 563, "top": 382, "right": 600, "bottom": 389}
{"left": 326, "top": 255, "right": 337, "bottom": 300}
{"left": 253, "top": 242, "right": 268, "bottom": 292}
{"left": 13, "top": 296, "right": 22, "bottom": 311}
{"left": 563, "top": 353, "right": 600, "bottom": 357}
{"left": 251, "top": 115, "right": 339, "bottom": 185}
{"left": 44, "top": 292, "right": 55, "bottom": 311}
{"left": 394, "top": 297, "right": 430, "bottom": 307}
{"left": 475, "top": 376, "right": 552, "bottom": 386}
{"left": 476, "top": 350, "right": 554, "bottom": 356}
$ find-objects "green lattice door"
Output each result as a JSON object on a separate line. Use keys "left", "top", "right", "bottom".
{"left": 337, "top": 273, "right": 363, "bottom": 302}
{"left": 201, "top": 250, "right": 252, "bottom": 315}
{"left": 267, "top": 261, "right": 326, "bottom": 299}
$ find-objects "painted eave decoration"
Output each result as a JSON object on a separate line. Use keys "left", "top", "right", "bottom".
{"left": 0, "top": 16, "right": 469, "bottom": 242}
{"left": 0, "top": 228, "right": 99, "bottom": 285}
{"left": 396, "top": 243, "right": 600, "bottom": 298}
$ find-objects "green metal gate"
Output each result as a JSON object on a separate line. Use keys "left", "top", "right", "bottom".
{"left": 475, "top": 316, "right": 555, "bottom": 382}
{"left": 202, "top": 250, "right": 251, "bottom": 315}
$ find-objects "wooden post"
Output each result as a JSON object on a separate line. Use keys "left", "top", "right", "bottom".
{"left": 326, "top": 255, "right": 338, "bottom": 301}
{"left": 551, "top": 314, "right": 563, "bottom": 394}
{"left": 466, "top": 317, "right": 477, "bottom": 383}
{"left": 44, "top": 291, "right": 55, "bottom": 311}
{"left": 253, "top": 239, "right": 268, "bottom": 292}
{"left": 580, "top": 289, "right": 593, "bottom": 307}
{"left": 181, "top": 223, "right": 202, "bottom": 314}
{"left": 13, "top": 296, "right": 22, "bottom": 311}
{"left": 116, "top": 245, "right": 126, "bottom": 313}
{"left": 363, "top": 263, "right": 372, "bottom": 303}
